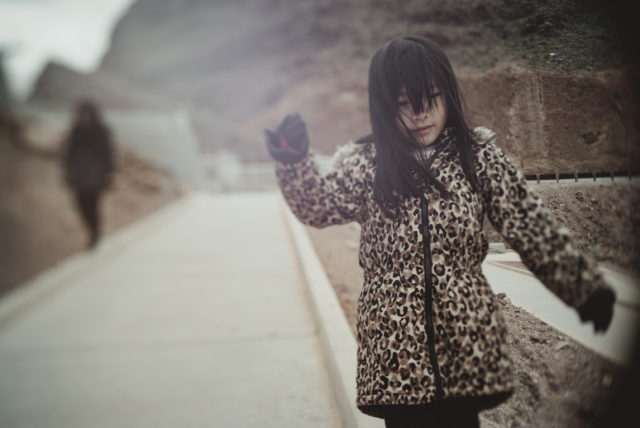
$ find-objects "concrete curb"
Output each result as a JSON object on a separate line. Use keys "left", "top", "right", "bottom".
{"left": 0, "top": 192, "right": 196, "bottom": 330}
{"left": 280, "top": 198, "right": 384, "bottom": 428}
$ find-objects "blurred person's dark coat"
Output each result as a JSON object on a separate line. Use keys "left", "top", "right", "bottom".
{"left": 0, "top": 51, "right": 9, "bottom": 110}
{"left": 63, "top": 101, "right": 114, "bottom": 248}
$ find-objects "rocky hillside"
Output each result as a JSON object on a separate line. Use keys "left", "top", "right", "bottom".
{"left": 31, "top": 0, "right": 640, "bottom": 171}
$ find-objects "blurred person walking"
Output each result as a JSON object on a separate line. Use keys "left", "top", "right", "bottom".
{"left": 63, "top": 101, "right": 114, "bottom": 248}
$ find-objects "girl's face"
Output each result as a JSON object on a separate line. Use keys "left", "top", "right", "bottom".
{"left": 396, "top": 86, "right": 447, "bottom": 146}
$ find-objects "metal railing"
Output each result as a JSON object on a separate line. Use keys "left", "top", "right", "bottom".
{"left": 525, "top": 171, "right": 640, "bottom": 184}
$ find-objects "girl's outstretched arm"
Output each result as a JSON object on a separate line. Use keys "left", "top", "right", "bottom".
{"left": 475, "top": 128, "right": 615, "bottom": 332}
{"left": 265, "top": 113, "right": 370, "bottom": 228}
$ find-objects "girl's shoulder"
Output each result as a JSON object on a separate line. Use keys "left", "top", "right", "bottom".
{"left": 472, "top": 126, "right": 497, "bottom": 146}
{"left": 471, "top": 127, "right": 510, "bottom": 174}
{"left": 471, "top": 126, "right": 501, "bottom": 159}
{"left": 330, "top": 139, "right": 376, "bottom": 171}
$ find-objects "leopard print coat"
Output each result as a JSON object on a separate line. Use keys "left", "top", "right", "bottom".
{"left": 275, "top": 127, "right": 610, "bottom": 418}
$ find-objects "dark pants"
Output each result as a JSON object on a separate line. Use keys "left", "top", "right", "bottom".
{"left": 383, "top": 400, "right": 480, "bottom": 428}
{"left": 74, "top": 189, "right": 102, "bottom": 247}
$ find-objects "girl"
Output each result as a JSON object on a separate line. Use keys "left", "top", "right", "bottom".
{"left": 265, "top": 36, "right": 615, "bottom": 427}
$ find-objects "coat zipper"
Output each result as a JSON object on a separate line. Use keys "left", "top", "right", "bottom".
{"left": 421, "top": 196, "right": 444, "bottom": 401}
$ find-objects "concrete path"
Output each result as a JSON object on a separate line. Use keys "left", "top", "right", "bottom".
{"left": 484, "top": 251, "right": 640, "bottom": 366}
{"left": 0, "top": 192, "right": 338, "bottom": 428}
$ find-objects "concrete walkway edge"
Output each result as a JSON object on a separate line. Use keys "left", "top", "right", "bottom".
{"left": 0, "top": 193, "right": 195, "bottom": 330}
{"left": 281, "top": 198, "right": 384, "bottom": 428}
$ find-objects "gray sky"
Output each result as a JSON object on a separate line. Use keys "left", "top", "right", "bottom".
{"left": 0, "top": 0, "right": 136, "bottom": 99}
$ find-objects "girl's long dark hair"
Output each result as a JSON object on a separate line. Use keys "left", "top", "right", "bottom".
{"left": 364, "top": 36, "right": 480, "bottom": 216}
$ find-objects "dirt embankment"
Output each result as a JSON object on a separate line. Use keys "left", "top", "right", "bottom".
{"left": 459, "top": 67, "right": 640, "bottom": 175}
{"left": 0, "top": 116, "right": 185, "bottom": 297}
{"left": 306, "top": 181, "right": 638, "bottom": 427}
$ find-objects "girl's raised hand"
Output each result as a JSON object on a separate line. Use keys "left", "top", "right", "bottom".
{"left": 265, "top": 113, "right": 310, "bottom": 164}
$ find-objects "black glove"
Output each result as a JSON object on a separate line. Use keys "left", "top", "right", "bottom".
{"left": 265, "top": 113, "right": 309, "bottom": 164}
{"left": 577, "top": 287, "right": 616, "bottom": 333}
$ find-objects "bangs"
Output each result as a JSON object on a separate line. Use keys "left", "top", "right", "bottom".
{"left": 385, "top": 38, "right": 448, "bottom": 115}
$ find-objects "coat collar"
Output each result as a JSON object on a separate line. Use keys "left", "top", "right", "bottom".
{"left": 432, "top": 126, "right": 455, "bottom": 152}
{"left": 413, "top": 127, "right": 455, "bottom": 166}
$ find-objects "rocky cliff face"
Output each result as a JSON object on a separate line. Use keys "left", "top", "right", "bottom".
{"left": 30, "top": 0, "right": 640, "bottom": 171}
{"left": 459, "top": 66, "right": 640, "bottom": 173}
